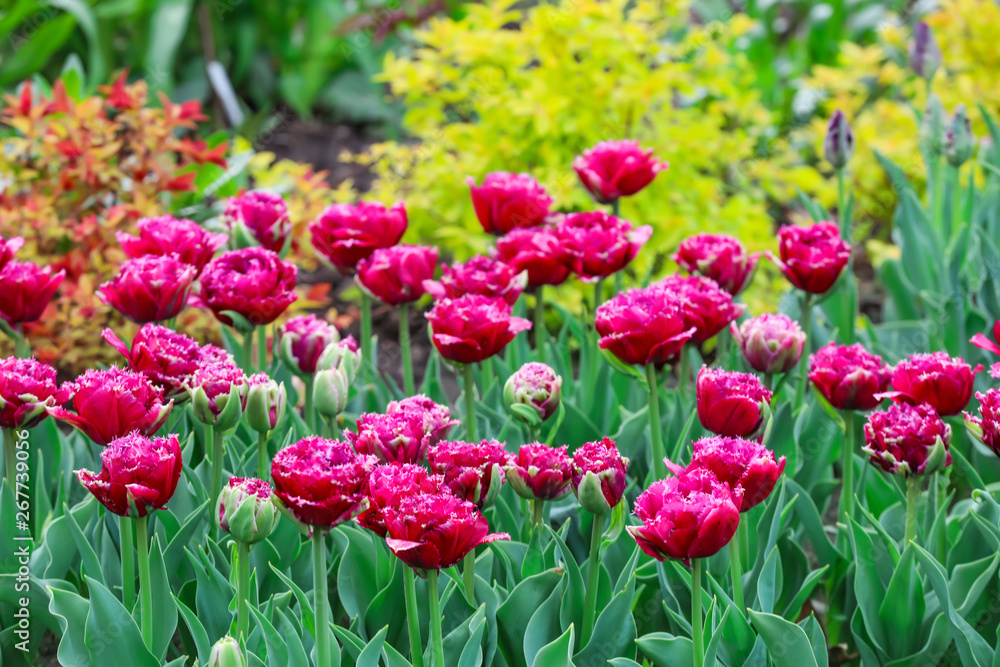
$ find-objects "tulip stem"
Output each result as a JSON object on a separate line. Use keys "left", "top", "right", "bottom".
{"left": 119, "top": 515, "right": 135, "bottom": 611}
{"left": 581, "top": 513, "right": 604, "bottom": 647}
{"left": 236, "top": 542, "right": 251, "bottom": 642}
{"left": 949, "top": 164, "right": 963, "bottom": 237}
{"left": 463, "top": 364, "right": 478, "bottom": 442}
{"left": 313, "top": 532, "right": 331, "bottom": 667}
{"left": 594, "top": 278, "right": 603, "bottom": 309}
{"left": 257, "top": 325, "right": 268, "bottom": 371}
{"left": 3, "top": 427, "right": 16, "bottom": 484}
{"left": 678, "top": 346, "right": 690, "bottom": 400}
{"left": 794, "top": 293, "right": 813, "bottom": 411}
{"left": 256, "top": 432, "right": 269, "bottom": 480}
{"left": 13, "top": 328, "right": 29, "bottom": 359}
{"left": 242, "top": 329, "right": 254, "bottom": 373}
{"left": 840, "top": 411, "right": 855, "bottom": 526}
{"left": 403, "top": 567, "right": 424, "bottom": 667}
{"left": 462, "top": 552, "right": 476, "bottom": 605}
{"left": 837, "top": 168, "right": 848, "bottom": 240}
{"left": 692, "top": 558, "right": 705, "bottom": 667}
{"left": 428, "top": 570, "right": 444, "bottom": 667}
{"left": 304, "top": 375, "right": 316, "bottom": 433}
{"left": 646, "top": 365, "right": 667, "bottom": 479}
{"left": 361, "top": 291, "right": 373, "bottom": 376}
{"left": 135, "top": 515, "right": 153, "bottom": 652}
{"left": 209, "top": 426, "right": 223, "bottom": 540}
{"left": 532, "top": 499, "right": 545, "bottom": 528}
{"left": 729, "top": 528, "right": 745, "bottom": 615}
{"left": 399, "top": 302, "right": 415, "bottom": 396}
{"left": 905, "top": 476, "right": 921, "bottom": 545}
{"left": 534, "top": 286, "right": 546, "bottom": 364}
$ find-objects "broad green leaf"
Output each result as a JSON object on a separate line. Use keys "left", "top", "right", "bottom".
{"left": 48, "top": 585, "right": 96, "bottom": 667}
{"left": 495, "top": 568, "right": 563, "bottom": 667}
{"left": 747, "top": 610, "right": 819, "bottom": 667}
{"left": 83, "top": 578, "right": 159, "bottom": 667}
{"left": 530, "top": 624, "right": 574, "bottom": 667}
{"left": 635, "top": 633, "right": 693, "bottom": 667}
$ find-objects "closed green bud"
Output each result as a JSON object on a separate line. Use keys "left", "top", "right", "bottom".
{"left": 191, "top": 381, "right": 246, "bottom": 433}
{"left": 244, "top": 373, "right": 286, "bottom": 433}
{"left": 945, "top": 103, "right": 975, "bottom": 167}
{"left": 919, "top": 94, "right": 947, "bottom": 157}
{"left": 317, "top": 337, "right": 362, "bottom": 384}
{"left": 219, "top": 477, "right": 279, "bottom": 545}
{"left": 208, "top": 636, "right": 247, "bottom": 667}
{"left": 313, "top": 367, "right": 350, "bottom": 420}
{"left": 503, "top": 362, "right": 562, "bottom": 426}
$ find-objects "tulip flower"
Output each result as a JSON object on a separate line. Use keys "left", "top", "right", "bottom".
{"left": 0, "top": 260, "right": 65, "bottom": 338}
{"left": 277, "top": 314, "right": 340, "bottom": 377}
{"left": 386, "top": 394, "right": 459, "bottom": 448}
{"left": 492, "top": 226, "right": 570, "bottom": 289}
{"left": 809, "top": 343, "right": 892, "bottom": 412}
{"left": 207, "top": 637, "right": 246, "bottom": 667}
{"left": 346, "top": 412, "right": 430, "bottom": 465}
{"left": 0, "top": 236, "right": 24, "bottom": 271}
{"left": 245, "top": 373, "right": 286, "bottom": 477}
{"left": 358, "top": 463, "right": 444, "bottom": 537}
{"left": 223, "top": 190, "right": 292, "bottom": 254}
{"left": 103, "top": 325, "right": 227, "bottom": 399}
{"left": 423, "top": 255, "right": 527, "bottom": 307}
{"left": 503, "top": 362, "right": 562, "bottom": 433}
{"left": 657, "top": 274, "right": 746, "bottom": 344}
{"left": 466, "top": 171, "right": 554, "bottom": 234}
{"left": 696, "top": 367, "right": 772, "bottom": 439}
{"left": 628, "top": 467, "right": 741, "bottom": 667}
{"left": 554, "top": 211, "right": 652, "bottom": 287}
{"left": 864, "top": 403, "right": 952, "bottom": 543}
{"left": 504, "top": 443, "right": 573, "bottom": 525}
{"left": 909, "top": 21, "right": 941, "bottom": 82}
{"left": 884, "top": 352, "right": 981, "bottom": 416}
{"left": 0, "top": 356, "right": 67, "bottom": 482}
{"left": 731, "top": 313, "right": 805, "bottom": 377}
{"left": 964, "top": 389, "right": 1000, "bottom": 457}
{"left": 117, "top": 215, "right": 228, "bottom": 272}
{"left": 572, "top": 139, "right": 668, "bottom": 204}
{"left": 769, "top": 222, "right": 850, "bottom": 296}
{"left": 672, "top": 233, "right": 761, "bottom": 296}
{"left": 97, "top": 255, "right": 197, "bottom": 324}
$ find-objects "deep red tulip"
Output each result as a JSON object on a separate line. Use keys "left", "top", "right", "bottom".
{"left": 965, "top": 389, "right": 1000, "bottom": 457}
{"left": 75, "top": 433, "right": 182, "bottom": 517}
{"left": 0, "top": 236, "right": 24, "bottom": 271}
{"left": 863, "top": 403, "right": 951, "bottom": 477}
{"left": 423, "top": 255, "right": 527, "bottom": 306}
{"left": 385, "top": 395, "right": 459, "bottom": 448}
{"left": 554, "top": 211, "right": 652, "bottom": 281}
{"left": 572, "top": 139, "right": 668, "bottom": 204}
{"left": 0, "top": 357, "right": 69, "bottom": 429}
{"left": 116, "top": 215, "right": 228, "bottom": 271}
{"left": 309, "top": 201, "right": 407, "bottom": 273}
{"left": 572, "top": 437, "right": 629, "bottom": 515}
{"left": 505, "top": 443, "right": 573, "bottom": 501}
{"left": 768, "top": 222, "right": 850, "bottom": 295}
{"left": 356, "top": 244, "right": 438, "bottom": 306}
{"left": 667, "top": 436, "right": 785, "bottom": 512}
{"left": 358, "top": 463, "right": 443, "bottom": 537}
{"left": 628, "top": 467, "right": 741, "bottom": 564}
{"left": 885, "top": 352, "right": 982, "bottom": 416}
{"left": 427, "top": 439, "right": 512, "bottom": 509}
{"left": 50, "top": 367, "right": 173, "bottom": 446}
{"left": 223, "top": 191, "right": 292, "bottom": 253}
{"left": 672, "top": 233, "right": 761, "bottom": 295}
{"left": 503, "top": 362, "right": 563, "bottom": 422}
{"left": 277, "top": 314, "right": 341, "bottom": 376}
{"left": 595, "top": 287, "right": 696, "bottom": 368}
{"left": 808, "top": 343, "right": 892, "bottom": 411}
{"left": 346, "top": 412, "right": 429, "bottom": 464}
{"left": 696, "top": 367, "right": 771, "bottom": 438}
{"left": 98, "top": 255, "right": 196, "bottom": 323}
{"left": 731, "top": 313, "right": 805, "bottom": 375}
{"left": 491, "top": 226, "right": 570, "bottom": 288}
{"left": 426, "top": 295, "right": 531, "bottom": 364}
{"left": 270, "top": 437, "right": 377, "bottom": 531}
{"left": 200, "top": 247, "right": 298, "bottom": 327}
{"left": 656, "top": 275, "right": 746, "bottom": 344}
{"left": 0, "top": 260, "right": 65, "bottom": 324}
{"left": 466, "top": 171, "right": 553, "bottom": 234}
{"left": 384, "top": 492, "right": 509, "bottom": 573}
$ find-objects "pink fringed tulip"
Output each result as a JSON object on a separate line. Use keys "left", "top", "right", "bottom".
{"left": 503, "top": 362, "right": 562, "bottom": 422}
{"left": 668, "top": 436, "right": 785, "bottom": 512}
{"left": 696, "top": 367, "right": 772, "bottom": 438}
{"left": 75, "top": 433, "right": 182, "bottom": 517}
{"left": 627, "top": 467, "right": 741, "bottom": 563}
{"left": 656, "top": 275, "right": 746, "bottom": 344}
{"left": 0, "top": 236, "right": 24, "bottom": 271}
{"left": 270, "top": 437, "right": 377, "bottom": 531}
{"left": 505, "top": 443, "right": 573, "bottom": 501}
{"left": 358, "top": 463, "right": 443, "bottom": 537}
{"left": 309, "top": 201, "right": 407, "bottom": 273}
{"left": 595, "top": 287, "right": 696, "bottom": 367}
{"left": 0, "top": 260, "right": 65, "bottom": 324}
{"left": 555, "top": 211, "right": 652, "bottom": 281}
{"left": 188, "top": 360, "right": 249, "bottom": 431}
{"left": 427, "top": 439, "right": 512, "bottom": 509}
{"left": 863, "top": 403, "right": 952, "bottom": 477}
{"left": 965, "top": 389, "right": 1000, "bottom": 457}
{"left": 769, "top": 222, "right": 850, "bottom": 295}
{"left": 573, "top": 140, "right": 668, "bottom": 204}
{"left": 116, "top": 215, "right": 228, "bottom": 271}
{"left": 98, "top": 255, "right": 196, "bottom": 323}
{"left": 572, "top": 437, "right": 629, "bottom": 515}
{"left": 50, "top": 367, "right": 173, "bottom": 445}
{"left": 731, "top": 313, "right": 805, "bottom": 375}
{"left": 808, "top": 343, "right": 892, "bottom": 412}
{"left": 672, "top": 233, "right": 761, "bottom": 295}
{"left": 466, "top": 171, "right": 554, "bottom": 234}
{"left": 492, "top": 226, "right": 570, "bottom": 288}
{"left": 885, "top": 352, "right": 982, "bottom": 416}
{"left": 423, "top": 255, "right": 526, "bottom": 306}
{"left": 200, "top": 247, "right": 298, "bottom": 327}
{"left": 386, "top": 395, "right": 459, "bottom": 448}
{"left": 277, "top": 314, "right": 340, "bottom": 376}
{"left": 223, "top": 191, "right": 292, "bottom": 253}
{"left": 0, "top": 357, "right": 68, "bottom": 429}
{"left": 356, "top": 244, "right": 438, "bottom": 306}
{"left": 426, "top": 295, "right": 531, "bottom": 364}
{"left": 346, "top": 412, "right": 430, "bottom": 464}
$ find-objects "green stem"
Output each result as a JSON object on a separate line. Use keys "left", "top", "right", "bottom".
{"left": 313, "top": 532, "right": 331, "bottom": 667}
{"left": 257, "top": 324, "right": 268, "bottom": 371}
{"left": 932, "top": 157, "right": 945, "bottom": 237}
{"left": 304, "top": 375, "right": 315, "bottom": 434}
{"left": 837, "top": 168, "right": 848, "bottom": 240}
{"left": 14, "top": 327, "right": 29, "bottom": 359}
{"left": 428, "top": 570, "right": 444, "bottom": 667}
{"left": 236, "top": 542, "right": 251, "bottom": 641}
{"left": 763, "top": 372, "right": 774, "bottom": 393}
{"left": 256, "top": 431, "right": 269, "bottom": 480}
{"left": 463, "top": 551, "right": 476, "bottom": 605}
{"left": 646, "top": 365, "right": 667, "bottom": 479}
{"left": 208, "top": 425, "right": 223, "bottom": 540}
{"left": 361, "top": 291, "right": 373, "bottom": 375}
{"left": 532, "top": 499, "right": 545, "bottom": 528}
{"left": 242, "top": 328, "right": 254, "bottom": 373}
{"left": 594, "top": 278, "right": 604, "bottom": 310}
{"left": 135, "top": 515, "right": 153, "bottom": 651}
{"left": 3, "top": 427, "right": 15, "bottom": 483}
{"left": 403, "top": 567, "right": 424, "bottom": 667}
{"left": 729, "top": 527, "right": 745, "bottom": 615}
{"left": 463, "top": 364, "right": 478, "bottom": 442}
{"left": 534, "top": 286, "right": 546, "bottom": 364}
{"left": 794, "top": 293, "right": 813, "bottom": 411}
{"left": 399, "top": 302, "right": 415, "bottom": 396}
{"left": 840, "top": 411, "right": 855, "bottom": 525}
{"left": 950, "top": 164, "right": 963, "bottom": 238}
{"left": 611, "top": 199, "right": 623, "bottom": 295}
{"left": 581, "top": 513, "right": 604, "bottom": 646}
{"left": 692, "top": 559, "right": 704, "bottom": 667}
{"left": 905, "top": 476, "right": 921, "bottom": 545}
{"left": 678, "top": 345, "right": 690, "bottom": 401}
{"left": 119, "top": 515, "right": 135, "bottom": 611}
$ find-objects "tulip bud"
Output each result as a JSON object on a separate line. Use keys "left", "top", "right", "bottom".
{"left": 189, "top": 362, "right": 248, "bottom": 432}
{"left": 504, "top": 362, "right": 562, "bottom": 426}
{"left": 504, "top": 443, "right": 573, "bottom": 501}
{"left": 427, "top": 439, "right": 512, "bottom": 509}
{"left": 731, "top": 313, "right": 805, "bottom": 375}
{"left": 945, "top": 103, "right": 975, "bottom": 167}
{"left": 909, "top": 22, "right": 941, "bottom": 82}
{"left": 823, "top": 110, "right": 854, "bottom": 170}
{"left": 313, "top": 367, "right": 350, "bottom": 420}
{"left": 244, "top": 373, "right": 286, "bottom": 433}
{"left": 219, "top": 477, "right": 279, "bottom": 545}
{"left": 278, "top": 314, "right": 340, "bottom": 377}
{"left": 318, "top": 337, "right": 362, "bottom": 384}
{"left": 920, "top": 94, "right": 947, "bottom": 157}
{"left": 571, "top": 437, "right": 629, "bottom": 515}
{"left": 208, "top": 636, "right": 247, "bottom": 667}
{"left": 863, "top": 403, "right": 951, "bottom": 478}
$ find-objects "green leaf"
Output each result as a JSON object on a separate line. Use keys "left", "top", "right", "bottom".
{"left": 62, "top": 502, "right": 105, "bottom": 589}
{"left": 49, "top": 0, "right": 106, "bottom": 87}
{"left": 747, "top": 610, "right": 819, "bottom": 667}
{"left": 249, "top": 603, "right": 289, "bottom": 666}
{"left": 847, "top": 517, "right": 888, "bottom": 656}
{"left": 144, "top": 535, "right": 177, "bottom": 661}
{"left": 358, "top": 625, "right": 388, "bottom": 667}
{"left": 781, "top": 565, "right": 829, "bottom": 621}
{"left": 951, "top": 553, "right": 1000, "bottom": 618}
{"left": 0, "top": 14, "right": 76, "bottom": 86}
{"left": 48, "top": 586, "right": 96, "bottom": 667}
{"left": 635, "top": 633, "right": 693, "bottom": 667}
{"left": 878, "top": 547, "right": 924, "bottom": 659}
{"left": 495, "top": 568, "right": 563, "bottom": 667}
{"left": 530, "top": 623, "right": 574, "bottom": 667}
{"left": 84, "top": 578, "right": 159, "bottom": 667}
{"left": 144, "top": 0, "right": 195, "bottom": 94}
{"left": 523, "top": 580, "right": 564, "bottom": 665}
